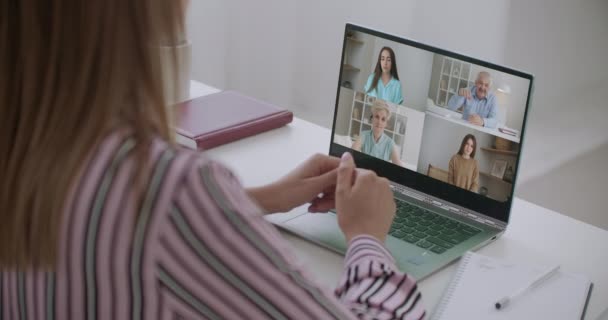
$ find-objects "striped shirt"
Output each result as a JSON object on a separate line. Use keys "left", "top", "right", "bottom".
{"left": 0, "top": 132, "right": 425, "bottom": 320}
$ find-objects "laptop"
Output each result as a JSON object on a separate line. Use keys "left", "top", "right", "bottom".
{"left": 266, "top": 23, "right": 534, "bottom": 280}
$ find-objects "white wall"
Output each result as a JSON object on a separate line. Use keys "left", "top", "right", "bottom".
{"left": 191, "top": 0, "right": 510, "bottom": 127}
{"left": 186, "top": 0, "right": 227, "bottom": 89}
{"left": 221, "top": 0, "right": 300, "bottom": 114}
{"left": 504, "top": 0, "right": 608, "bottom": 184}
{"left": 517, "top": 142, "right": 608, "bottom": 230}
{"left": 408, "top": 0, "right": 511, "bottom": 64}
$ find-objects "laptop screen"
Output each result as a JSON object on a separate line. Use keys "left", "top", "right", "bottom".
{"left": 330, "top": 24, "right": 533, "bottom": 223}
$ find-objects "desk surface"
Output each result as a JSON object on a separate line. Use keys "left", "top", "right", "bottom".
{"left": 191, "top": 81, "right": 607, "bottom": 319}
{"left": 426, "top": 108, "right": 521, "bottom": 143}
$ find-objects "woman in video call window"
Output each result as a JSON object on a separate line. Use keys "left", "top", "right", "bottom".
{"left": 352, "top": 99, "right": 405, "bottom": 166}
{"left": 364, "top": 46, "right": 404, "bottom": 105}
{"left": 448, "top": 134, "right": 480, "bottom": 192}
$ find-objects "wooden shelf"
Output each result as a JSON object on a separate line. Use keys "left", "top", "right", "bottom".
{"left": 346, "top": 37, "right": 364, "bottom": 45}
{"left": 480, "top": 172, "right": 512, "bottom": 185}
{"left": 481, "top": 147, "right": 518, "bottom": 156}
{"left": 343, "top": 64, "right": 360, "bottom": 72}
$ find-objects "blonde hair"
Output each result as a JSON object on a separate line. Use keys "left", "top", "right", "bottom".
{"left": 0, "top": 0, "right": 186, "bottom": 268}
{"left": 371, "top": 99, "right": 392, "bottom": 120}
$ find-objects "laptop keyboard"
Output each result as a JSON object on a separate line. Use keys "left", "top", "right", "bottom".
{"left": 389, "top": 199, "right": 481, "bottom": 254}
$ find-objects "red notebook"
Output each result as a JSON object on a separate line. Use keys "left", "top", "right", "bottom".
{"left": 174, "top": 90, "right": 293, "bottom": 150}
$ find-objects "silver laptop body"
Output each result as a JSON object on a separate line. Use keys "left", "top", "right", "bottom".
{"left": 267, "top": 23, "right": 533, "bottom": 281}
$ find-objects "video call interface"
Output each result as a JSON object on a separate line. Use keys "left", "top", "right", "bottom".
{"left": 333, "top": 30, "right": 531, "bottom": 203}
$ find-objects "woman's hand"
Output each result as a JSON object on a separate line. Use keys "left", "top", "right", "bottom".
{"left": 246, "top": 154, "right": 340, "bottom": 214}
{"left": 335, "top": 152, "right": 395, "bottom": 243}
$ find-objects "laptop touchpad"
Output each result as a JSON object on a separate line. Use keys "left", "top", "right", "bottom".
{"left": 283, "top": 213, "right": 348, "bottom": 253}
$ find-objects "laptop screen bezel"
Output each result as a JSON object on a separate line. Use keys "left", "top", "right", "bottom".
{"left": 329, "top": 23, "right": 534, "bottom": 223}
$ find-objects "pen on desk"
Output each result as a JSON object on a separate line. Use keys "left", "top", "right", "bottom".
{"left": 494, "top": 265, "right": 561, "bottom": 310}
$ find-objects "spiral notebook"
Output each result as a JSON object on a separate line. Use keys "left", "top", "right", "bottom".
{"left": 431, "top": 252, "right": 593, "bottom": 320}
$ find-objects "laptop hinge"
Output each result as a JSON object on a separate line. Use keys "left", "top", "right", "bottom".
{"left": 390, "top": 182, "right": 507, "bottom": 230}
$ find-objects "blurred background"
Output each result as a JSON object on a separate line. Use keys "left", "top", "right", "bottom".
{"left": 186, "top": 0, "right": 608, "bottom": 230}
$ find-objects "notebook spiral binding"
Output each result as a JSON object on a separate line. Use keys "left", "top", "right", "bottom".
{"left": 430, "top": 252, "right": 473, "bottom": 320}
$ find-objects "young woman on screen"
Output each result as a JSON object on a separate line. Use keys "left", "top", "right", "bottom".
{"left": 448, "top": 134, "right": 480, "bottom": 192}
{"left": 363, "top": 46, "right": 404, "bottom": 105}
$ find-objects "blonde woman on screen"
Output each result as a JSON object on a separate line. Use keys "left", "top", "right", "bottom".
{"left": 352, "top": 99, "right": 405, "bottom": 167}
{"left": 0, "top": 0, "right": 424, "bottom": 319}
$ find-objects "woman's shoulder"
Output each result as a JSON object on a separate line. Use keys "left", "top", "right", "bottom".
{"left": 96, "top": 133, "right": 235, "bottom": 193}
{"left": 140, "top": 138, "right": 244, "bottom": 217}
{"left": 153, "top": 138, "right": 234, "bottom": 181}
{"left": 67, "top": 131, "right": 237, "bottom": 227}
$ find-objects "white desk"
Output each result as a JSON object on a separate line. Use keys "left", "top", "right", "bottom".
{"left": 190, "top": 81, "right": 607, "bottom": 319}
{"left": 426, "top": 108, "right": 521, "bottom": 143}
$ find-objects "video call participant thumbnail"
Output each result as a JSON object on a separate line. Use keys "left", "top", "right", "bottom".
{"left": 448, "top": 134, "right": 480, "bottom": 192}
{"left": 364, "top": 46, "right": 404, "bottom": 105}
{"left": 447, "top": 71, "right": 498, "bottom": 128}
{"left": 352, "top": 99, "right": 405, "bottom": 167}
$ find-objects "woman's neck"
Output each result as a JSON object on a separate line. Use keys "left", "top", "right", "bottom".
{"left": 373, "top": 130, "right": 382, "bottom": 142}
{"left": 381, "top": 72, "right": 391, "bottom": 84}
{"left": 461, "top": 154, "right": 471, "bottom": 159}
